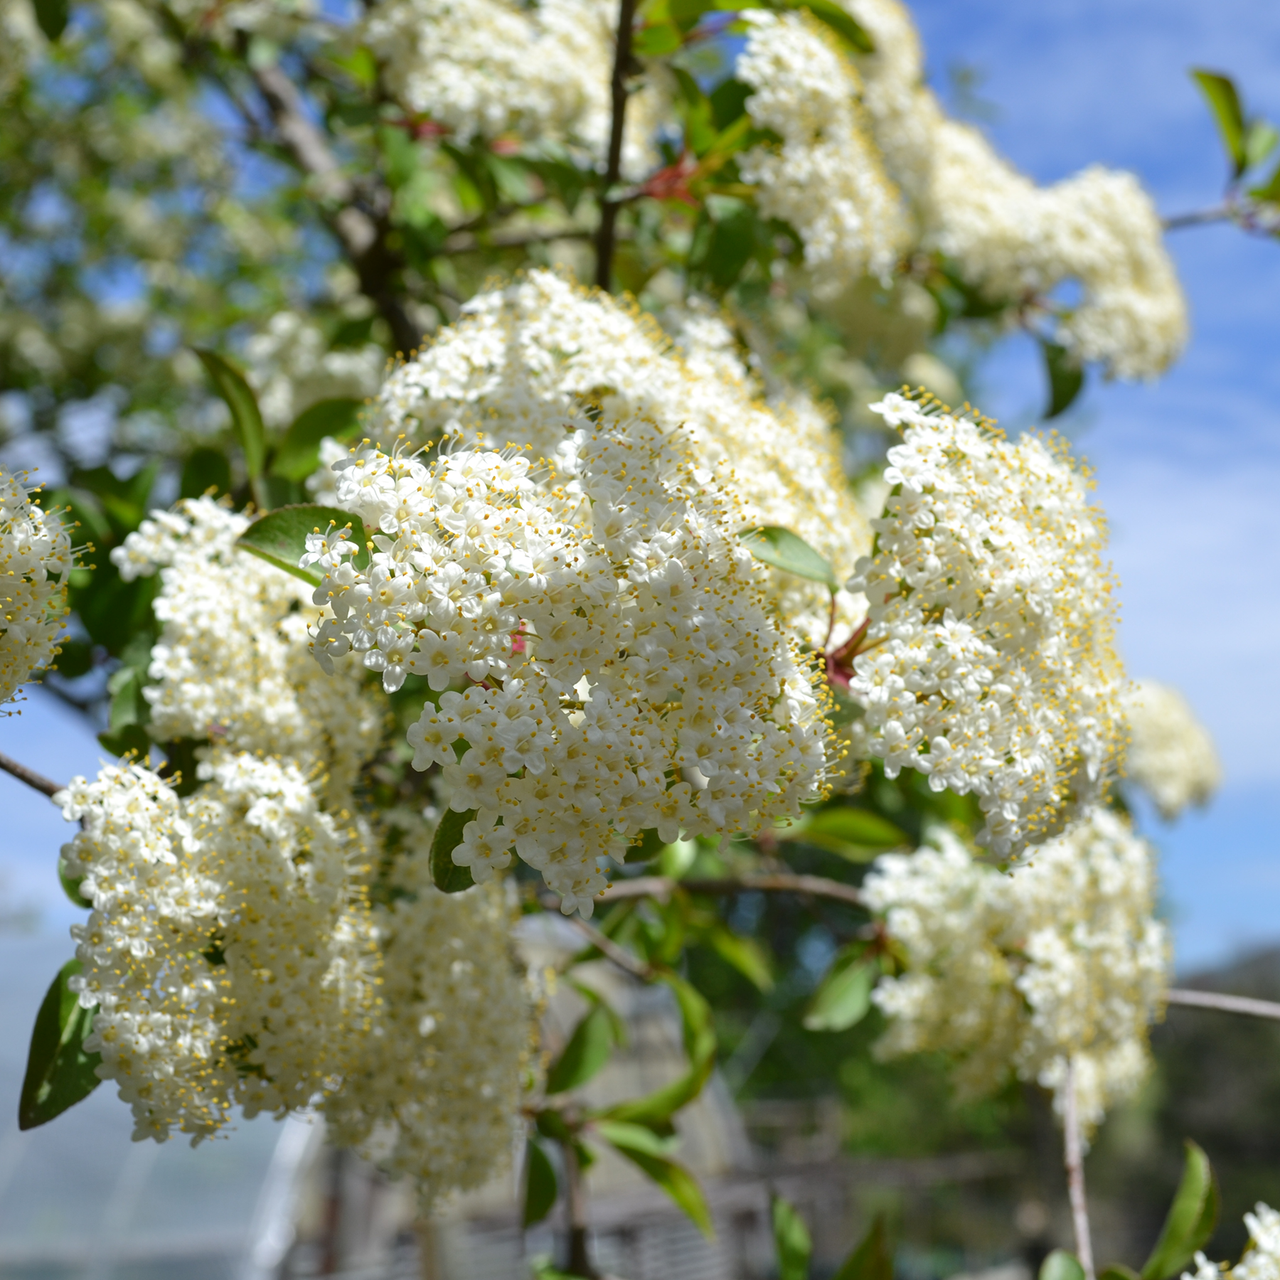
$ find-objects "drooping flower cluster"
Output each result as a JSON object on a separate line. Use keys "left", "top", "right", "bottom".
{"left": 847, "top": 392, "right": 1125, "bottom": 857}
{"left": 834, "top": 0, "right": 1186, "bottom": 377}
{"left": 864, "top": 808, "right": 1170, "bottom": 1133}
{"left": 307, "top": 418, "right": 832, "bottom": 912}
{"left": 60, "top": 755, "right": 381, "bottom": 1143}
{"left": 1184, "top": 1204, "right": 1280, "bottom": 1280}
{"left": 1123, "top": 678, "right": 1221, "bottom": 821}
{"left": 326, "top": 864, "right": 532, "bottom": 1204}
{"left": 357, "top": 0, "right": 668, "bottom": 178}
{"left": 349, "top": 269, "right": 870, "bottom": 646}
{"left": 1, "top": 465, "right": 72, "bottom": 711}
{"left": 736, "top": 10, "right": 906, "bottom": 290}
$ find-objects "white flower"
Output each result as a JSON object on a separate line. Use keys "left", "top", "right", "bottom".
{"left": 1123, "top": 679, "right": 1221, "bottom": 820}
{"left": 865, "top": 808, "right": 1170, "bottom": 1134}
{"left": 1237, "top": 1205, "right": 1280, "bottom": 1280}
{"left": 0, "top": 465, "right": 72, "bottom": 711}
{"left": 309, "top": 417, "right": 833, "bottom": 912}
{"left": 847, "top": 392, "right": 1126, "bottom": 857}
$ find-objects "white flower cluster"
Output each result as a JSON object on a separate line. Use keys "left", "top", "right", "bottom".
{"left": 326, "top": 866, "right": 531, "bottom": 1204}
{"left": 307, "top": 419, "right": 832, "bottom": 913}
{"left": 835, "top": 0, "right": 1186, "bottom": 377}
{"left": 1184, "top": 1204, "right": 1280, "bottom": 1280}
{"left": 355, "top": 269, "right": 870, "bottom": 646}
{"left": 112, "top": 497, "right": 381, "bottom": 799}
{"left": 0, "top": 465, "right": 72, "bottom": 711}
{"left": 865, "top": 808, "right": 1170, "bottom": 1133}
{"left": 736, "top": 10, "right": 906, "bottom": 291}
{"left": 60, "top": 755, "right": 380, "bottom": 1142}
{"left": 847, "top": 393, "right": 1125, "bottom": 857}
{"left": 243, "top": 311, "right": 386, "bottom": 430}
{"left": 358, "top": 0, "right": 668, "bottom": 177}
{"left": 1123, "top": 678, "right": 1221, "bottom": 821}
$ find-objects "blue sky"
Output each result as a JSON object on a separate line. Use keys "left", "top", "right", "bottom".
{"left": 2, "top": 0, "right": 1279, "bottom": 972}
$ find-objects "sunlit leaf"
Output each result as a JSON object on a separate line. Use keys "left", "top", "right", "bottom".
{"left": 804, "top": 947, "right": 877, "bottom": 1032}
{"left": 705, "top": 923, "right": 774, "bottom": 992}
{"left": 772, "top": 1195, "right": 812, "bottom": 1280}
{"left": 1191, "top": 70, "right": 1247, "bottom": 175}
{"left": 1141, "top": 1140, "right": 1219, "bottom": 1280}
{"left": 739, "top": 526, "right": 837, "bottom": 588}
{"left": 597, "top": 1120, "right": 713, "bottom": 1237}
{"left": 236, "top": 504, "right": 366, "bottom": 587}
{"left": 1041, "top": 1252, "right": 1087, "bottom": 1280}
{"left": 194, "top": 348, "right": 267, "bottom": 482}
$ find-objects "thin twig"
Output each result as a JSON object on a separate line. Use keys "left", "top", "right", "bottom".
{"left": 594, "top": 0, "right": 639, "bottom": 290}
{"left": 599, "top": 873, "right": 863, "bottom": 909}
{"left": 1162, "top": 205, "right": 1232, "bottom": 231}
{"left": 441, "top": 225, "right": 595, "bottom": 256}
{"left": 1166, "top": 987, "right": 1280, "bottom": 1021}
{"left": 1062, "top": 1057, "right": 1095, "bottom": 1280}
{"left": 0, "top": 750, "right": 65, "bottom": 800}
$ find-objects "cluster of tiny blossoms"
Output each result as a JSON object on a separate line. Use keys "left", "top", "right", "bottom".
{"left": 865, "top": 808, "right": 1170, "bottom": 1133}
{"left": 60, "top": 754, "right": 380, "bottom": 1142}
{"left": 0, "top": 464, "right": 72, "bottom": 711}
{"left": 737, "top": 10, "right": 906, "bottom": 291}
{"left": 307, "top": 418, "right": 832, "bottom": 913}
{"left": 1184, "top": 1204, "right": 1280, "bottom": 1280}
{"left": 1123, "top": 678, "right": 1221, "bottom": 821}
{"left": 326, "top": 864, "right": 532, "bottom": 1204}
{"left": 358, "top": 0, "right": 667, "bottom": 178}
{"left": 837, "top": 0, "right": 1186, "bottom": 377}
{"left": 346, "top": 269, "right": 869, "bottom": 647}
{"left": 112, "top": 497, "right": 381, "bottom": 799}
{"left": 848, "top": 393, "right": 1125, "bottom": 858}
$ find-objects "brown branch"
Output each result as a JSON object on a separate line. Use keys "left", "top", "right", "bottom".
{"left": 0, "top": 751, "right": 65, "bottom": 800}
{"left": 247, "top": 61, "right": 422, "bottom": 355}
{"left": 594, "top": 0, "right": 639, "bottom": 290}
{"left": 1166, "top": 987, "right": 1280, "bottom": 1021}
{"left": 599, "top": 873, "right": 863, "bottom": 909}
{"left": 1162, "top": 205, "right": 1232, "bottom": 231}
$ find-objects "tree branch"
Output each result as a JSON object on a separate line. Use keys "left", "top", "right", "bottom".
{"left": 441, "top": 225, "right": 595, "bottom": 256}
{"left": 1062, "top": 1056, "right": 1095, "bottom": 1280}
{"left": 1166, "top": 987, "right": 1280, "bottom": 1021}
{"left": 594, "top": 0, "right": 639, "bottom": 290}
{"left": 599, "top": 873, "right": 864, "bottom": 909}
{"left": 0, "top": 751, "right": 65, "bottom": 800}
{"left": 1162, "top": 205, "right": 1232, "bottom": 231}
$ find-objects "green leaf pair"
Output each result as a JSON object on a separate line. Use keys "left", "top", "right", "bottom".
{"left": 20, "top": 960, "right": 102, "bottom": 1130}
{"left": 772, "top": 1197, "right": 892, "bottom": 1280}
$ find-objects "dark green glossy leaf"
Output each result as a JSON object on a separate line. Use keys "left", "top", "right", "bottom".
{"left": 710, "top": 78, "right": 751, "bottom": 131}
{"left": 833, "top": 1216, "right": 893, "bottom": 1280}
{"left": 546, "top": 1003, "right": 617, "bottom": 1095}
{"left": 236, "top": 504, "right": 366, "bottom": 586}
{"left": 1191, "top": 70, "right": 1247, "bottom": 175}
{"left": 194, "top": 349, "right": 267, "bottom": 481}
{"left": 739, "top": 526, "right": 837, "bottom": 588}
{"left": 429, "top": 807, "right": 478, "bottom": 894}
{"left": 780, "top": 0, "right": 873, "bottom": 52}
{"left": 271, "top": 398, "right": 364, "bottom": 482}
{"left": 771, "top": 1195, "right": 812, "bottom": 1280}
{"left": 522, "top": 1138, "right": 559, "bottom": 1228}
{"left": 804, "top": 948, "right": 877, "bottom": 1032}
{"left": 1245, "top": 121, "right": 1280, "bottom": 170}
{"left": 1043, "top": 340, "right": 1085, "bottom": 419}
{"left": 1141, "top": 1140, "right": 1219, "bottom": 1280}
{"left": 33, "top": 0, "right": 68, "bottom": 41}
{"left": 19, "top": 960, "right": 102, "bottom": 1130}
{"left": 97, "top": 724, "right": 152, "bottom": 761}
{"left": 780, "top": 807, "right": 907, "bottom": 850}
{"left": 58, "top": 856, "right": 91, "bottom": 910}
{"left": 1101, "top": 1267, "right": 1141, "bottom": 1280}
{"left": 625, "top": 827, "right": 667, "bottom": 864}
{"left": 634, "top": 19, "right": 682, "bottom": 55}
{"left": 597, "top": 1121, "right": 713, "bottom": 1237}
{"left": 180, "top": 446, "right": 233, "bottom": 500}
{"left": 1041, "top": 1252, "right": 1087, "bottom": 1280}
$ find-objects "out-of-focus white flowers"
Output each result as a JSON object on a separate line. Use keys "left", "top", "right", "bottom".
{"left": 1124, "top": 678, "right": 1221, "bottom": 820}
{"left": 865, "top": 808, "right": 1170, "bottom": 1134}
{"left": 307, "top": 420, "right": 832, "bottom": 913}
{"left": 847, "top": 392, "right": 1125, "bottom": 858}
{"left": 1184, "top": 1204, "right": 1280, "bottom": 1280}
{"left": 1, "top": 465, "right": 72, "bottom": 711}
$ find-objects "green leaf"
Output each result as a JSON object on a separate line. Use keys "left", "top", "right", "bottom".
{"left": 1101, "top": 1267, "right": 1141, "bottom": 1280}
{"left": 58, "top": 855, "right": 91, "bottom": 910}
{"left": 1245, "top": 121, "right": 1280, "bottom": 170}
{"left": 1141, "top": 1140, "right": 1219, "bottom": 1280}
{"left": 634, "top": 19, "right": 683, "bottom": 55}
{"left": 739, "top": 526, "right": 837, "bottom": 588}
{"left": 709, "top": 78, "right": 751, "bottom": 132}
{"left": 32, "top": 0, "right": 68, "bottom": 41}
{"left": 668, "top": 0, "right": 717, "bottom": 32}
{"left": 597, "top": 1121, "right": 713, "bottom": 1238}
{"left": 180, "top": 446, "right": 233, "bottom": 500}
{"left": 546, "top": 1003, "right": 617, "bottom": 1095}
{"left": 1191, "top": 70, "right": 1247, "bottom": 175}
{"left": 780, "top": 807, "right": 907, "bottom": 850}
{"left": 270, "top": 398, "right": 364, "bottom": 482}
{"left": 625, "top": 827, "right": 667, "bottom": 864}
{"left": 97, "top": 724, "right": 152, "bottom": 761}
{"left": 772, "top": 1195, "right": 813, "bottom": 1280}
{"left": 804, "top": 948, "right": 877, "bottom": 1032}
{"left": 522, "top": 1138, "right": 559, "bottom": 1228}
{"left": 236, "top": 504, "right": 367, "bottom": 587}
{"left": 1250, "top": 162, "right": 1280, "bottom": 204}
{"left": 833, "top": 1216, "right": 893, "bottom": 1280}
{"left": 1043, "top": 340, "right": 1085, "bottom": 419}
{"left": 1041, "top": 1252, "right": 1087, "bottom": 1280}
{"left": 770, "top": 0, "right": 872, "bottom": 52}
{"left": 193, "top": 349, "right": 267, "bottom": 482}
{"left": 598, "top": 973, "right": 715, "bottom": 1125}
{"left": 705, "top": 923, "right": 774, "bottom": 992}
{"left": 19, "top": 960, "right": 102, "bottom": 1130}
{"left": 429, "top": 807, "right": 478, "bottom": 894}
